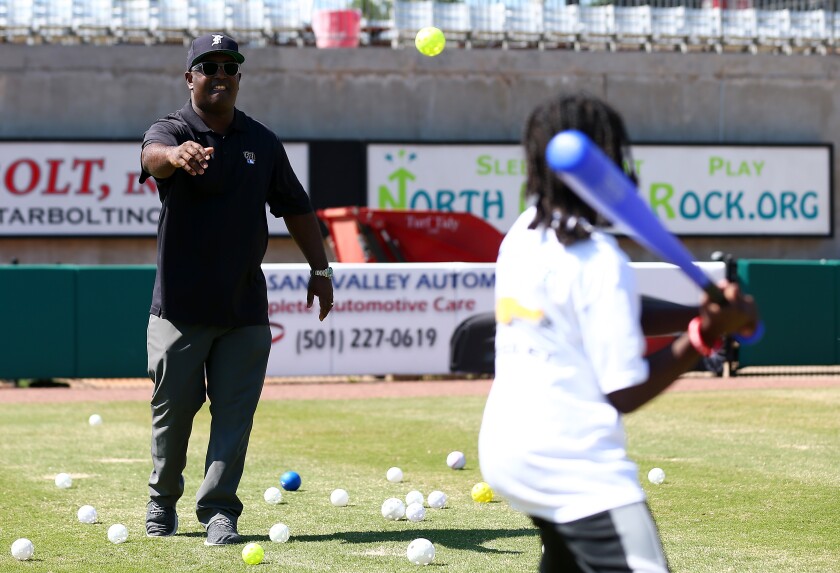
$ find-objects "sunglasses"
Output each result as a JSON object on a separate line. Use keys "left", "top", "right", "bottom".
{"left": 191, "top": 62, "right": 241, "bottom": 76}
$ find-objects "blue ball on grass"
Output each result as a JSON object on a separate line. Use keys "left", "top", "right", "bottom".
{"left": 280, "top": 470, "right": 301, "bottom": 491}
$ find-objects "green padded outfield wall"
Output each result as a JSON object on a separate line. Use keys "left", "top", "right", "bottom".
{"left": 2, "top": 262, "right": 837, "bottom": 377}
{"left": 75, "top": 266, "right": 155, "bottom": 378}
{"left": 737, "top": 259, "right": 839, "bottom": 367}
{"left": 0, "top": 265, "right": 77, "bottom": 379}
{"left": 0, "top": 265, "right": 155, "bottom": 379}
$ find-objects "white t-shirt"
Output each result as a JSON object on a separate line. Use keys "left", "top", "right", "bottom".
{"left": 478, "top": 207, "right": 649, "bottom": 524}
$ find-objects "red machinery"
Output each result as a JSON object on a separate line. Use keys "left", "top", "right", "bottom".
{"left": 316, "top": 207, "right": 504, "bottom": 263}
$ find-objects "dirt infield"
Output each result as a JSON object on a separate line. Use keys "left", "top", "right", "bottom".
{"left": 2, "top": 374, "right": 839, "bottom": 404}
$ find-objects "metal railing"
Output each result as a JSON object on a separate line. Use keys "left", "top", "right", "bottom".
{"left": 0, "top": 0, "right": 837, "bottom": 53}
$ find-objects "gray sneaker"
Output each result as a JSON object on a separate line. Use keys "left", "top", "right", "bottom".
{"left": 204, "top": 516, "right": 243, "bottom": 546}
{"left": 146, "top": 501, "right": 178, "bottom": 537}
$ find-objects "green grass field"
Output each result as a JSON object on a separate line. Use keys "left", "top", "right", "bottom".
{"left": 0, "top": 387, "right": 838, "bottom": 572}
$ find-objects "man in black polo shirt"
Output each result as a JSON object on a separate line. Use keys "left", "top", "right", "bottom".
{"left": 139, "top": 33, "right": 334, "bottom": 546}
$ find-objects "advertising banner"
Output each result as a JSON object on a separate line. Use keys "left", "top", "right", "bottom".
{"left": 633, "top": 145, "right": 831, "bottom": 236}
{"left": 368, "top": 144, "right": 526, "bottom": 234}
{"left": 264, "top": 263, "right": 496, "bottom": 376}
{"left": 0, "top": 142, "right": 308, "bottom": 237}
{"left": 367, "top": 143, "right": 832, "bottom": 236}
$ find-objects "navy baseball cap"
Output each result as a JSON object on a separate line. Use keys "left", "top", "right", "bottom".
{"left": 186, "top": 34, "right": 245, "bottom": 70}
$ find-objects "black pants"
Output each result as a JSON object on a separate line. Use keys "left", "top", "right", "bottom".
{"left": 532, "top": 502, "right": 670, "bottom": 573}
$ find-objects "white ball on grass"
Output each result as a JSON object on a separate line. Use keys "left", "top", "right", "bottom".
{"left": 77, "top": 505, "right": 98, "bottom": 524}
{"left": 386, "top": 467, "right": 403, "bottom": 483}
{"left": 330, "top": 488, "right": 349, "bottom": 507}
{"left": 406, "top": 502, "right": 426, "bottom": 522}
{"left": 427, "top": 490, "right": 447, "bottom": 509}
{"left": 88, "top": 414, "right": 103, "bottom": 426}
{"left": 406, "top": 537, "right": 435, "bottom": 565}
{"left": 405, "top": 490, "right": 424, "bottom": 506}
{"left": 10, "top": 538, "right": 34, "bottom": 561}
{"left": 446, "top": 450, "right": 466, "bottom": 469}
{"left": 269, "top": 522, "right": 290, "bottom": 543}
{"left": 264, "top": 486, "right": 283, "bottom": 504}
{"left": 107, "top": 523, "right": 128, "bottom": 544}
{"left": 55, "top": 473, "right": 73, "bottom": 489}
{"left": 648, "top": 467, "right": 666, "bottom": 485}
{"left": 381, "top": 497, "right": 406, "bottom": 520}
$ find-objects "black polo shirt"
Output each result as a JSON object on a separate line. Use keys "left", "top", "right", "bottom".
{"left": 140, "top": 101, "right": 312, "bottom": 327}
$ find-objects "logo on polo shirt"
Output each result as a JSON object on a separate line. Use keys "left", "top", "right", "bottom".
{"left": 243, "top": 151, "right": 256, "bottom": 164}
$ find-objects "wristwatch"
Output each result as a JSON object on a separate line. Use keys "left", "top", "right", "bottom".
{"left": 310, "top": 266, "right": 334, "bottom": 280}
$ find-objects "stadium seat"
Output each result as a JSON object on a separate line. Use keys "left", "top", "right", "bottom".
{"left": 651, "top": 6, "right": 687, "bottom": 51}
{"left": 157, "top": 0, "right": 190, "bottom": 43}
{"left": 37, "top": 0, "right": 75, "bottom": 42}
{"left": 76, "top": 0, "right": 117, "bottom": 43}
{"left": 833, "top": 10, "right": 840, "bottom": 48}
{"left": 578, "top": 4, "right": 614, "bottom": 49}
{"left": 116, "top": 0, "right": 154, "bottom": 44}
{"left": 392, "top": 0, "right": 433, "bottom": 47}
{"left": 194, "top": 0, "right": 229, "bottom": 35}
{"left": 433, "top": 1, "right": 470, "bottom": 46}
{"left": 468, "top": 0, "right": 505, "bottom": 47}
{"left": 683, "top": 7, "right": 721, "bottom": 52}
{"left": 756, "top": 9, "right": 791, "bottom": 53}
{"left": 722, "top": 7, "right": 758, "bottom": 52}
{"left": 264, "top": 0, "right": 304, "bottom": 45}
{"left": 543, "top": 2, "right": 581, "bottom": 49}
{"left": 504, "top": 0, "right": 543, "bottom": 49}
{"left": 230, "top": 0, "right": 269, "bottom": 42}
{"left": 789, "top": 9, "right": 828, "bottom": 54}
{"left": 5, "top": 0, "right": 36, "bottom": 43}
{"left": 614, "top": 5, "right": 652, "bottom": 51}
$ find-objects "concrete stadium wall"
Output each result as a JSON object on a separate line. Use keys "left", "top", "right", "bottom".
{"left": 1, "top": 44, "right": 837, "bottom": 264}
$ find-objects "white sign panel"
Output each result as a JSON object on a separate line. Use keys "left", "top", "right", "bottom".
{"left": 367, "top": 143, "right": 831, "bottom": 236}
{"left": 262, "top": 261, "right": 723, "bottom": 377}
{"left": 264, "top": 263, "right": 496, "bottom": 376}
{"left": 633, "top": 262, "right": 726, "bottom": 306}
{"left": 0, "top": 142, "right": 308, "bottom": 237}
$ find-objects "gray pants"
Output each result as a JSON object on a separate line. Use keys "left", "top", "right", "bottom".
{"left": 147, "top": 315, "right": 271, "bottom": 527}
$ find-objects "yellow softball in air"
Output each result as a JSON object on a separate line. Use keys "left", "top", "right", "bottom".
{"left": 415, "top": 26, "right": 446, "bottom": 57}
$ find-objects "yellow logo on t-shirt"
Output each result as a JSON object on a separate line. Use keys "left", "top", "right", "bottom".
{"left": 496, "top": 298, "right": 544, "bottom": 325}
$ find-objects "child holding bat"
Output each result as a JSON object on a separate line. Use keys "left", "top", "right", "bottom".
{"left": 478, "top": 92, "right": 759, "bottom": 573}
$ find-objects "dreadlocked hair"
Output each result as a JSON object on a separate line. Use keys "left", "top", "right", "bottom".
{"left": 524, "top": 92, "right": 637, "bottom": 246}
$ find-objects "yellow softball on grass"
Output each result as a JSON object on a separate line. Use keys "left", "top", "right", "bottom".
{"left": 415, "top": 26, "right": 446, "bottom": 57}
{"left": 471, "top": 481, "right": 494, "bottom": 503}
{"left": 242, "top": 542, "right": 264, "bottom": 565}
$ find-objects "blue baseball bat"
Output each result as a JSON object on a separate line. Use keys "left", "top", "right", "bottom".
{"left": 546, "top": 130, "right": 763, "bottom": 345}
